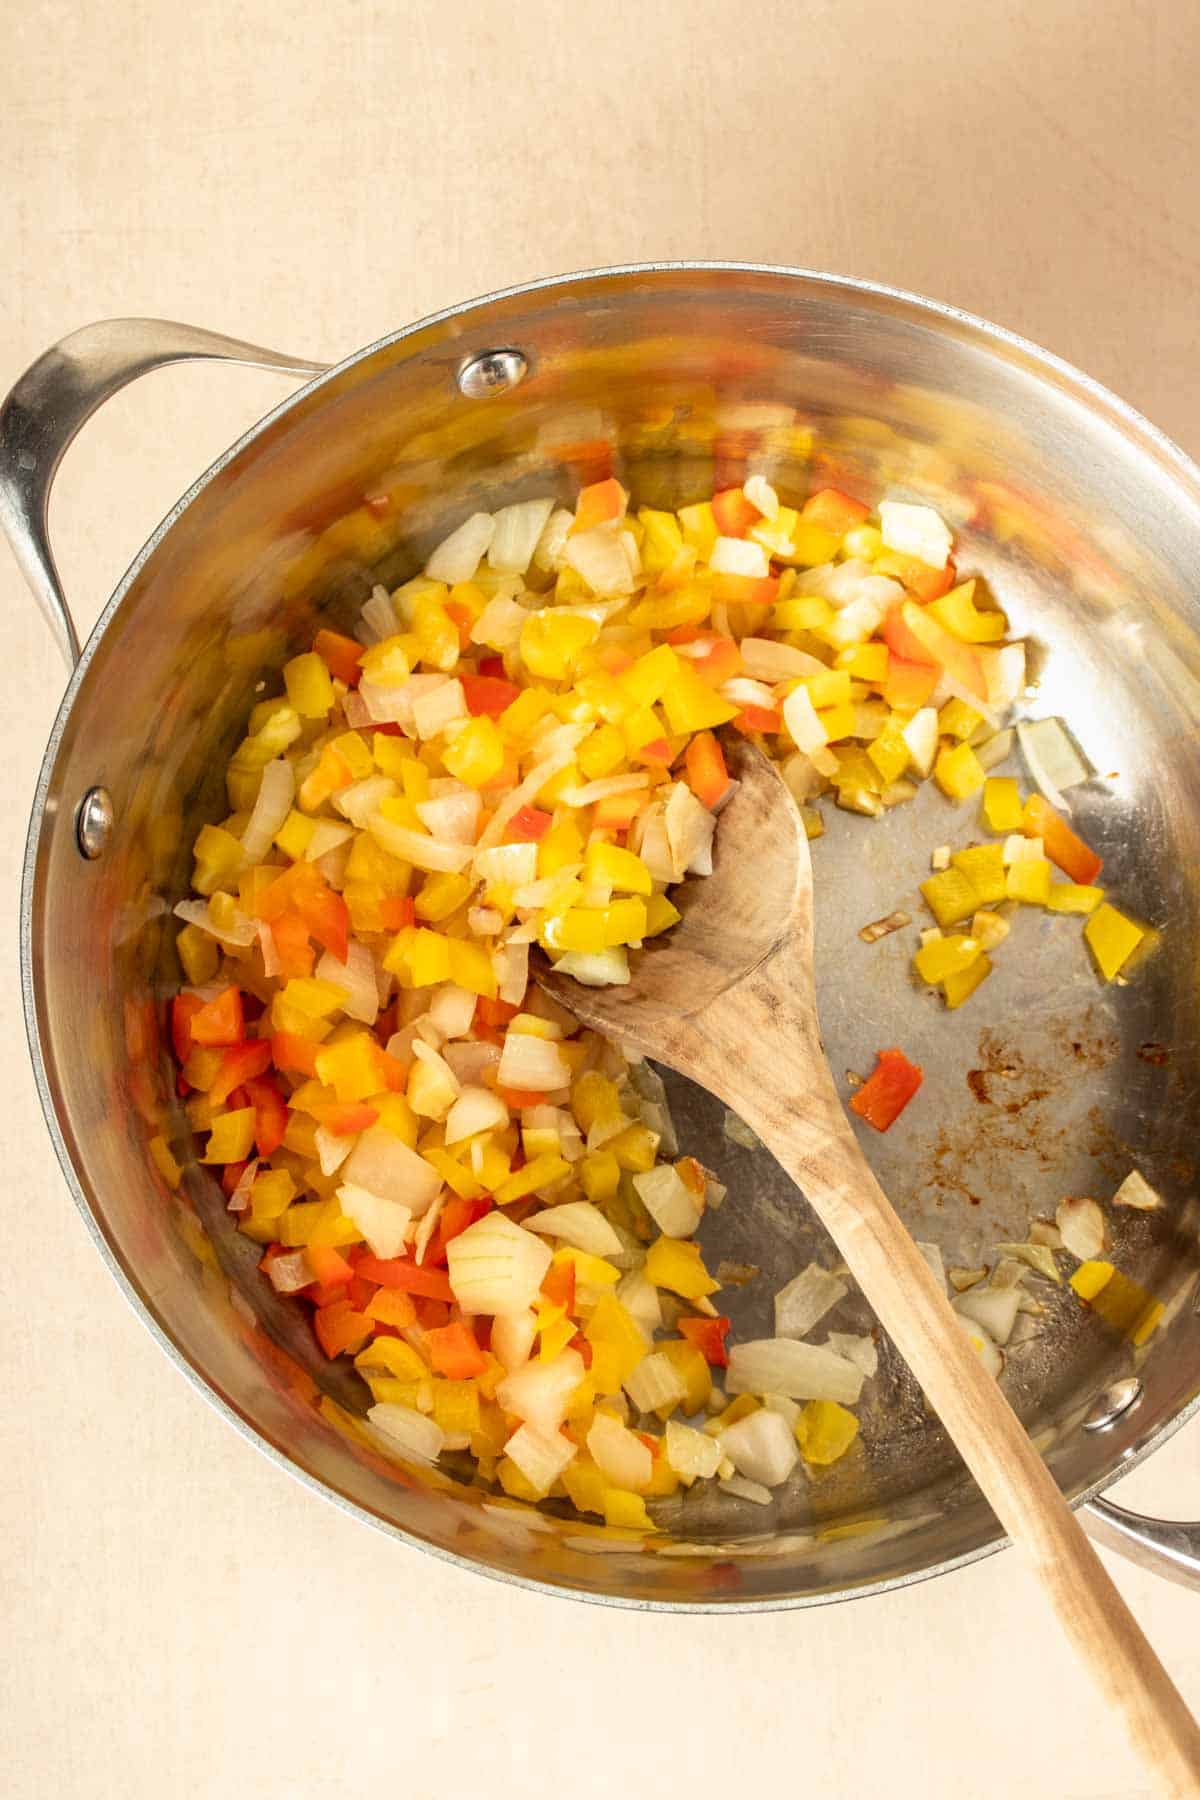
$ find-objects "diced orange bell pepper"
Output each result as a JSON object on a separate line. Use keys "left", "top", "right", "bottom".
{"left": 209, "top": 1039, "right": 272, "bottom": 1105}
{"left": 271, "top": 1031, "right": 321, "bottom": 1077}
{"left": 572, "top": 477, "right": 625, "bottom": 533}
{"left": 270, "top": 911, "right": 315, "bottom": 979}
{"left": 801, "top": 488, "right": 870, "bottom": 533}
{"left": 354, "top": 1254, "right": 455, "bottom": 1301}
{"left": 684, "top": 731, "right": 732, "bottom": 809}
{"left": 541, "top": 1257, "right": 577, "bottom": 1314}
{"left": 314, "top": 1101, "right": 380, "bottom": 1136}
{"left": 306, "top": 1244, "right": 354, "bottom": 1287}
{"left": 425, "top": 1320, "right": 488, "bottom": 1379}
{"left": 364, "top": 1287, "right": 418, "bottom": 1328}
{"left": 732, "top": 704, "right": 781, "bottom": 735}
{"left": 883, "top": 654, "right": 939, "bottom": 711}
{"left": 379, "top": 894, "right": 416, "bottom": 931}
{"left": 295, "top": 881, "right": 350, "bottom": 963}
{"left": 873, "top": 551, "right": 956, "bottom": 601}
{"left": 1022, "top": 794, "right": 1103, "bottom": 885}
{"left": 678, "top": 1314, "right": 731, "bottom": 1368}
{"left": 711, "top": 573, "right": 780, "bottom": 606}
{"left": 245, "top": 1075, "right": 288, "bottom": 1157}
{"left": 882, "top": 603, "right": 939, "bottom": 667}
{"left": 895, "top": 601, "right": 986, "bottom": 702}
{"left": 711, "top": 487, "right": 760, "bottom": 537}
{"left": 849, "top": 1048, "right": 923, "bottom": 1132}
{"left": 313, "top": 629, "right": 364, "bottom": 686}
{"left": 171, "top": 992, "right": 205, "bottom": 1063}
{"left": 313, "top": 1300, "right": 373, "bottom": 1360}
{"left": 189, "top": 986, "right": 245, "bottom": 1048}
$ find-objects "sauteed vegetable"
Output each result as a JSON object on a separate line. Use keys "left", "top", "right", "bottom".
{"left": 165, "top": 474, "right": 1152, "bottom": 1520}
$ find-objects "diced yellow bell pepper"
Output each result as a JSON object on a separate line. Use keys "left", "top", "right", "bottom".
{"left": 497, "top": 1456, "right": 546, "bottom": 1503}
{"left": 657, "top": 1338, "right": 712, "bottom": 1414}
{"left": 644, "top": 1237, "right": 719, "bottom": 1299}
{"left": 279, "top": 977, "right": 350, "bottom": 1019}
{"left": 866, "top": 727, "right": 909, "bottom": 786}
{"left": 538, "top": 1313, "right": 577, "bottom": 1362}
{"left": 274, "top": 808, "right": 316, "bottom": 863}
{"left": 950, "top": 843, "right": 1007, "bottom": 906}
{"left": 577, "top": 722, "right": 628, "bottom": 780}
{"left": 192, "top": 824, "right": 246, "bottom": 896}
{"left": 298, "top": 743, "right": 354, "bottom": 812}
{"left": 550, "top": 898, "right": 648, "bottom": 952}
{"left": 659, "top": 663, "right": 739, "bottom": 734}
{"left": 678, "top": 501, "right": 718, "bottom": 560}
{"left": 202, "top": 1108, "right": 257, "bottom": 1164}
{"left": 920, "top": 866, "right": 979, "bottom": 929}
{"left": 644, "top": 893, "right": 681, "bottom": 937}
{"left": 384, "top": 926, "right": 453, "bottom": 987}
{"left": 620, "top": 644, "right": 681, "bottom": 708}
{"left": 570, "top": 1072, "right": 621, "bottom": 1133}
{"left": 354, "top": 1336, "right": 428, "bottom": 1381}
{"left": 816, "top": 700, "right": 857, "bottom": 743}
{"left": 446, "top": 938, "right": 498, "bottom": 998}
{"left": 176, "top": 922, "right": 219, "bottom": 986}
{"left": 706, "top": 1393, "right": 759, "bottom": 1433}
{"left": 602, "top": 1490, "right": 657, "bottom": 1532}
{"left": 934, "top": 742, "right": 986, "bottom": 800}
{"left": 836, "top": 641, "right": 889, "bottom": 684}
{"left": 937, "top": 697, "right": 983, "bottom": 741}
{"left": 637, "top": 507, "right": 685, "bottom": 573}
{"left": 149, "top": 1134, "right": 183, "bottom": 1188}
{"left": 1070, "top": 1260, "right": 1115, "bottom": 1302}
{"left": 982, "top": 776, "right": 1023, "bottom": 833}
{"left": 1084, "top": 902, "right": 1145, "bottom": 981}
{"left": 332, "top": 731, "right": 374, "bottom": 779}
{"left": 943, "top": 951, "right": 992, "bottom": 1009}
{"left": 795, "top": 1399, "right": 860, "bottom": 1465}
{"left": 561, "top": 1454, "right": 609, "bottom": 1517}
{"left": 579, "top": 1149, "right": 621, "bottom": 1203}
{"left": 583, "top": 840, "right": 652, "bottom": 896}
{"left": 1046, "top": 881, "right": 1104, "bottom": 914}
{"left": 914, "top": 933, "right": 982, "bottom": 985}
{"left": 772, "top": 596, "right": 834, "bottom": 632}
{"left": 248, "top": 1169, "right": 297, "bottom": 1229}
{"left": 493, "top": 1153, "right": 571, "bottom": 1205}
{"left": 784, "top": 520, "right": 842, "bottom": 567}
{"left": 314, "top": 1034, "right": 380, "bottom": 1104}
{"left": 345, "top": 832, "right": 411, "bottom": 893}
{"left": 606, "top": 1124, "right": 659, "bottom": 1172}
{"left": 804, "top": 667, "right": 852, "bottom": 711}
{"left": 536, "top": 816, "right": 585, "bottom": 877}
{"left": 443, "top": 715, "right": 506, "bottom": 787}
{"left": 281, "top": 1113, "right": 320, "bottom": 1161}
{"left": 584, "top": 1294, "right": 647, "bottom": 1386}
{"left": 520, "top": 611, "right": 600, "bottom": 681}
{"left": 1006, "top": 858, "right": 1052, "bottom": 905}
{"left": 431, "top": 1380, "right": 482, "bottom": 1435}
{"left": 927, "top": 579, "right": 1006, "bottom": 643}
{"left": 414, "top": 871, "right": 472, "bottom": 922}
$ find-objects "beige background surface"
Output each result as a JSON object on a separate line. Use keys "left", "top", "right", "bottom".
{"left": 2, "top": 3, "right": 1199, "bottom": 1796}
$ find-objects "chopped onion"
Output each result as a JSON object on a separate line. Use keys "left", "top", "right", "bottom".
{"left": 989, "top": 1257, "right": 1031, "bottom": 1291}
{"left": 859, "top": 910, "right": 911, "bottom": 944}
{"left": 333, "top": 774, "right": 394, "bottom": 828}
{"left": 411, "top": 1190, "right": 445, "bottom": 1266}
{"left": 664, "top": 781, "right": 716, "bottom": 878}
{"left": 664, "top": 1419, "right": 722, "bottom": 1484}
{"left": 342, "top": 1126, "right": 441, "bottom": 1216}
{"left": 979, "top": 642, "right": 1026, "bottom": 711}
{"left": 710, "top": 536, "right": 769, "bottom": 578}
{"left": 446, "top": 1212, "right": 553, "bottom": 1316}
{"left": 727, "top": 1338, "right": 863, "bottom": 1404}
{"left": 720, "top": 1407, "right": 800, "bottom": 1487}
{"left": 948, "top": 1266, "right": 987, "bottom": 1292}
{"left": 975, "top": 727, "right": 1014, "bottom": 772}
{"left": 632, "top": 1164, "right": 702, "bottom": 1238}
{"left": 901, "top": 708, "right": 939, "bottom": 779}
{"left": 993, "top": 1241, "right": 1061, "bottom": 1285}
{"left": 306, "top": 819, "right": 357, "bottom": 862}
{"left": 720, "top": 676, "right": 778, "bottom": 711}
{"left": 554, "top": 947, "right": 631, "bottom": 987}
{"left": 1003, "top": 833, "right": 1043, "bottom": 865}
{"left": 494, "top": 941, "right": 530, "bottom": 1008}
{"left": 359, "top": 584, "right": 399, "bottom": 643}
{"left": 504, "top": 1423, "right": 577, "bottom": 1494}
{"left": 497, "top": 1031, "right": 572, "bottom": 1093}
{"left": 526, "top": 1201, "right": 623, "bottom": 1257}
{"left": 743, "top": 474, "right": 779, "bottom": 519}
{"left": 956, "top": 1315, "right": 1004, "bottom": 1380}
{"left": 496, "top": 1348, "right": 585, "bottom": 1433}
{"left": 316, "top": 941, "right": 380, "bottom": 1023}
{"left": 616, "top": 1268, "right": 663, "bottom": 1335}
{"left": 265, "top": 1249, "right": 312, "bottom": 1294}
{"left": 488, "top": 498, "right": 556, "bottom": 575}
{"left": 1113, "top": 1169, "right": 1161, "bottom": 1211}
{"left": 257, "top": 921, "right": 280, "bottom": 977}
{"left": 773, "top": 1264, "right": 848, "bottom": 1339}
{"left": 426, "top": 512, "right": 495, "bottom": 584}
{"left": 878, "top": 500, "right": 952, "bottom": 569}
{"left": 780, "top": 751, "right": 828, "bottom": 804}
{"left": 417, "top": 787, "right": 480, "bottom": 844}
{"left": 532, "top": 506, "right": 574, "bottom": 573}
{"left": 824, "top": 1332, "right": 878, "bottom": 1378}
{"left": 1017, "top": 717, "right": 1089, "bottom": 812}
{"left": 337, "top": 1182, "right": 412, "bottom": 1259}
{"left": 314, "top": 1124, "right": 355, "bottom": 1176}
{"left": 624, "top": 1351, "right": 689, "bottom": 1415}
{"left": 174, "top": 898, "right": 257, "bottom": 948}
{"left": 563, "top": 526, "right": 636, "bottom": 595}
{"left": 559, "top": 772, "right": 649, "bottom": 809}
{"left": 587, "top": 1412, "right": 652, "bottom": 1490}
{"left": 227, "top": 1158, "right": 259, "bottom": 1214}
{"left": 1028, "top": 1218, "right": 1064, "bottom": 1248}
{"left": 719, "top": 1474, "right": 772, "bottom": 1505}
{"left": 476, "top": 841, "right": 539, "bottom": 888}
{"left": 358, "top": 678, "right": 412, "bottom": 725}
{"left": 470, "top": 593, "right": 529, "bottom": 650}
{"left": 492, "top": 1309, "right": 537, "bottom": 1373}
{"left": 241, "top": 758, "right": 295, "bottom": 862}
{"left": 468, "top": 906, "right": 503, "bottom": 936}
{"left": 441, "top": 1041, "right": 500, "bottom": 1088}
{"left": 368, "top": 816, "right": 474, "bottom": 873}
{"left": 476, "top": 742, "right": 582, "bottom": 851}
{"left": 1056, "top": 1196, "right": 1107, "bottom": 1261}
{"left": 412, "top": 678, "right": 468, "bottom": 740}
{"left": 367, "top": 1402, "right": 444, "bottom": 1463}
{"left": 954, "top": 1285, "right": 1020, "bottom": 1346}
{"left": 427, "top": 983, "right": 477, "bottom": 1040}
{"left": 762, "top": 1392, "right": 801, "bottom": 1427}
{"left": 443, "top": 1084, "right": 508, "bottom": 1146}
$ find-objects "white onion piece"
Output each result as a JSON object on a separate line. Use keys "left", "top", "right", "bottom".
{"left": 525, "top": 1201, "right": 623, "bottom": 1257}
{"left": 720, "top": 1408, "right": 800, "bottom": 1487}
{"left": 334, "top": 774, "right": 395, "bottom": 827}
{"left": 426, "top": 512, "right": 495, "bottom": 584}
{"left": 488, "top": 498, "right": 556, "bottom": 574}
{"left": 504, "top": 1423, "right": 577, "bottom": 1494}
{"left": 774, "top": 1264, "right": 848, "bottom": 1339}
{"left": 624, "top": 1351, "right": 689, "bottom": 1416}
{"left": 241, "top": 758, "right": 295, "bottom": 862}
{"left": 743, "top": 474, "right": 779, "bottom": 519}
{"left": 824, "top": 1332, "right": 878, "bottom": 1379}
{"left": 879, "top": 500, "right": 952, "bottom": 569}
{"left": 616, "top": 1268, "right": 663, "bottom": 1335}
{"left": 227, "top": 1158, "right": 259, "bottom": 1214}
{"left": 710, "top": 536, "right": 769, "bottom": 578}
{"left": 497, "top": 1031, "right": 572, "bottom": 1093}
{"left": 494, "top": 940, "right": 530, "bottom": 1007}
{"left": 266, "top": 1249, "right": 312, "bottom": 1295}
{"left": 553, "top": 947, "right": 631, "bottom": 987}
{"left": 780, "top": 751, "right": 827, "bottom": 805}
{"left": 257, "top": 921, "right": 280, "bottom": 977}
{"left": 532, "top": 505, "right": 574, "bottom": 573}
{"left": 367, "top": 816, "right": 474, "bottom": 872}
{"left": 975, "top": 728, "right": 1014, "bottom": 772}
{"left": 417, "top": 788, "right": 480, "bottom": 844}
{"left": 1056, "top": 1196, "right": 1107, "bottom": 1261}
{"left": 632, "top": 1164, "right": 701, "bottom": 1239}
{"left": 475, "top": 841, "right": 539, "bottom": 888}
{"left": 563, "top": 526, "right": 636, "bottom": 595}
{"left": 901, "top": 708, "right": 939, "bottom": 779}
{"left": 358, "top": 585, "right": 399, "bottom": 644}
{"left": 496, "top": 1349, "right": 585, "bottom": 1433}
{"left": 994, "top": 1241, "right": 1061, "bottom": 1284}
{"left": 979, "top": 642, "right": 1026, "bottom": 710}
{"left": 441, "top": 1041, "right": 501, "bottom": 1089}
{"left": 1003, "top": 834, "right": 1044, "bottom": 865}
{"left": 587, "top": 1412, "right": 652, "bottom": 1490}
{"left": 954, "top": 1285, "right": 1021, "bottom": 1347}
{"left": 468, "top": 906, "right": 503, "bottom": 936}
{"left": 412, "top": 678, "right": 468, "bottom": 740}
{"left": 1113, "top": 1169, "right": 1162, "bottom": 1211}
{"left": 306, "top": 820, "right": 357, "bottom": 862}
{"left": 314, "top": 1125, "right": 356, "bottom": 1177}
{"left": 342, "top": 1126, "right": 441, "bottom": 1216}
{"left": 663, "top": 781, "right": 716, "bottom": 878}
{"left": 738, "top": 638, "right": 826, "bottom": 682}
{"left": 358, "top": 678, "right": 413, "bottom": 726}
{"left": 492, "top": 1309, "right": 538, "bottom": 1373}
{"left": 446, "top": 1212, "right": 552, "bottom": 1316}
{"left": 423, "top": 984, "right": 474, "bottom": 1041}
{"left": 476, "top": 743, "right": 581, "bottom": 851}
{"left": 470, "top": 593, "right": 528, "bottom": 651}
{"left": 444, "top": 1084, "right": 509, "bottom": 1145}
{"left": 559, "top": 772, "right": 649, "bottom": 809}
{"left": 174, "top": 897, "right": 257, "bottom": 948}
{"left": 956, "top": 1315, "right": 1004, "bottom": 1380}
{"left": 367, "top": 1402, "right": 444, "bottom": 1464}
{"left": 727, "top": 1338, "right": 863, "bottom": 1405}
{"left": 336, "top": 1183, "right": 412, "bottom": 1259}
{"left": 762, "top": 1392, "right": 801, "bottom": 1427}
{"left": 719, "top": 1474, "right": 773, "bottom": 1506}
{"left": 316, "top": 941, "right": 380, "bottom": 1023}
{"left": 665, "top": 1419, "right": 722, "bottom": 1484}
{"left": 720, "top": 677, "right": 777, "bottom": 711}
{"left": 1017, "top": 717, "right": 1089, "bottom": 812}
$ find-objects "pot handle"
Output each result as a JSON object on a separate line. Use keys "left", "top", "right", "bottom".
{"left": 1084, "top": 1498, "right": 1200, "bottom": 1592}
{"left": 0, "top": 318, "right": 327, "bottom": 670}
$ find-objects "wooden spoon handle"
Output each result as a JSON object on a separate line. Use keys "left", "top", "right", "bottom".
{"left": 697, "top": 965, "right": 1200, "bottom": 1797}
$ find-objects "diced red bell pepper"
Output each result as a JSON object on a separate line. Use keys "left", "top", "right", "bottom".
{"left": 732, "top": 705, "right": 782, "bottom": 735}
{"left": 244, "top": 1075, "right": 288, "bottom": 1157}
{"left": 313, "top": 629, "right": 365, "bottom": 686}
{"left": 1022, "top": 795, "right": 1103, "bottom": 885}
{"left": 429, "top": 1196, "right": 492, "bottom": 1265}
{"left": 496, "top": 1085, "right": 553, "bottom": 1112}
{"left": 849, "top": 1048, "right": 924, "bottom": 1132}
{"left": 508, "top": 805, "right": 552, "bottom": 842}
{"left": 270, "top": 910, "right": 316, "bottom": 979}
{"left": 313, "top": 1300, "right": 373, "bottom": 1360}
{"left": 271, "top": 1031, "right": 320, "bottom": 1077}
{"left": 712, "top": 573, "right": 780, "bottom": 606}
{"left": 209, "top": 1038, "right": 272, "bottom": 1106}
{"left": 413, "top": 1297, "right": 451, "bottom": 1330}
{"left": 305, "top": 1244, "right": 353, "bottom": 1287}
{"left": 346, "top": 1273, "right": 377, "bottom": 1312}
{"left": 314, "top": 1101, "right": 380, "bottom": 1136}
{"left": 477, "top": 997, "right": 519, "bottom": 1030}
{"left": 678, "top": 1315, "right": 731, "bottom": 1368}
{"left": 378, "top": 895, "right": 414, "bottom": 932}
{"left": 684, "top": 731, "right": 732, "bottom": 809}
{"left": 371, "top": 1044, "right": 410, "bottom": 1093}
{"left": 801, "top": 488, "right": 870, "bottom": 533}
{"left": 354, "top": 1254, "right": 455, "bottom": 1301}
{"left": 573, "top": 477, "right": 624, "bottom": 533}
{"left": 711, "top": 487, "right": 760, "bottom": 537}
{"left": 189, "top": 986, "right": 245, "bottom": 1048}
{"left": 883, "top": 653, "right": 939, "bottom": 711}
{"left": 425, "top": 1319, "right": 488, "bottom": 1379}
{"left": 461, "top": 673, "right": 521, "bottom": 719}
{"left": 171, "top": 993, "right": 205, "bottom": 1064}
{"left": 540, "top": 1257, "right": 576, "bottom": 1315}
{"left": 478, "top": 656, "right": 507, "bottom": 680}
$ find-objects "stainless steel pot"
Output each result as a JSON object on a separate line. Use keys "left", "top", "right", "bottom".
{"left": 6, "top": 265, "right": 1200, "bottom": 1609}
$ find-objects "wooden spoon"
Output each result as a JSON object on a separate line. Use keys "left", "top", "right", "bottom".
{"left": 538, "top": 738, "right": 1200, "bottom": 1796}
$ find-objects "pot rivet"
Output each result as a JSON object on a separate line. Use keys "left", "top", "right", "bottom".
{"left": 76, "top": 786, "right": 114, "bottom": 860}
{"left": 1083, "top": 1376, "right": 1143, "bottom": 1433}
{"left": 457, "top": 349, "right": 528, "bottom": 399}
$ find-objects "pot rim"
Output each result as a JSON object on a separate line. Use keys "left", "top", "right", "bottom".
{"left": 21, "top": 261, "right": 1200, "bottom": 1611}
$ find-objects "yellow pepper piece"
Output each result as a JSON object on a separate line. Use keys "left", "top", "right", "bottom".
{"left": 836, "top": 641, "right": 889, "bottom": 684}
{"left": 934, "top": 742, "right": 986, "bottom": 800}
{"left": 354, "top": 1337, "right": 428, "bottom": 1382}
{"left": 982, "top": 776, "right": 1023, "bottom": 833}
{"left": 657, "top": 1338, "right": 712, "bottom": 1414}
{"left": 345, "top": 832, "right": 411, "bottom": 893}
{"left": 772, "top": 596, "right": 834, "bottom": 632}
{"left": 866, "top": 727, "right": 908, "bottom": 786}
{"left": 422, "top": 1147, "right": 484, "bottom": 1200}
{"left": 914, "top": 933, "right": 982, "bottom": 985}
{"left": 678, "top": 501, "right": 718, "bottom": 560}
{"left": 274, "top": 808, "right": 316, "bottom": 862}
{"left": 298, "top": 743, "right": 354, "bottom": 812}
{"left": 384, "top": 926, "right": 453, "bottom": 986}
{"left": 176, "top": 922, "right": 219, "bottom": 986}
{"left": 1005, "top": 858, "right": 1052, "bottom": 905}
{"left": 920, "top": 867, "right": 979, "bottom": 929}
{"left": 637, "top": 507, "right": 684, "bottom": 572}
{"left": 577, "top": 722, "right": 627, "bottom": 780}
{"left": 149, "top": 1134, "right": 183, "bottom": 1188}
{"left": 191, "top": 824, "right": 246, "bottom": 896}
{"left": 583, "top": 1294, "right": 647, "bottom": 1386}
{"left": 606, "top": 1123, "right": 659, "bottom": 1172}
{"left": 520, "top": 610, "right": 599, "bottom": 680}
{"left": 620, "top": 644, "right": 681, "bottom": 708}
{"left": 415, "top": 871, "right": 473, "bottom": 922}
{"left": 659, "top": 663, "right": 739, "bottom": 734}
{"left": 602, "top": 1490, "right": 657, "bottom": 1532}
{"left": 644, "top": 1237, "right": 719, "bottom": 1299}
{"left": 937, "top": 697, "right": 983, "bottom": 741}
{"left": 332, "top": 731, "right": 374, "bottom": 779}
{"left": 580, "top": 1148, "right": 621, "bottom": 1203}
{"left": 493, "top": 1154, "right": 571, "bottom": 1205}
{"left": 817, "top": 700, "right": 857, "bottom": 744}
{"left": 803, "top": 667, "right": 852, "bottom": 711}
{"left": 561, "top": 1455, "right": 608, "bottom": 1517}
{"left": 1046, "top": 882, "right": 1104, "bottom": 914}
{"left": 643, "top": 893, "right": 681, "bottom": 937}
{"left": 1084, "top": 902, "right": 1145, "bottom": 981}
{"left": 314, "top": 1034, "right": 382, "bottom": 1104}
{"left": 943, "top": 951, "right": 992, "bottom": 1009}
{"left": 283, "top": 652, "right": 336, "bottom": 719}
{"left": 706, "top": 1393, "right": 759, "bottom": 1434}
{"left": 783, "top": 520, "right": 842, "bottom": 567}
{"left": 202, "top": 1108, "right": 257, "bottom": 1164}
{"left": 550, "top": 898, "right": 647, "bottom": 952}
{"left": 927, "top": 579, "right": 1006, "bottom": 644}
{"left": 795, "top": 1399, "right": 860, "bottom": 1466}
{"left": 443, "top": 715, "right": 506, "bottom": 787}
{"left": 497, "top": 1457, "right": 546, "bottom": 1503}
{"left": 583, "top": 840, "right": 652, "bottom": 896}
{"left": 431, "top": 1380, "right": 482, "bottom": 1435}
{"left": 950, "top": 843, "right": 1007, "bottom": 906}
{"left": 1070, "top": 1260, "right": 1115, "bottom": 1302}
{"left": 279, "top": 977, "right": 349, "bottom": 1019}
{"left": 447, "top": 938, "right": 498, "bottom": 998}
